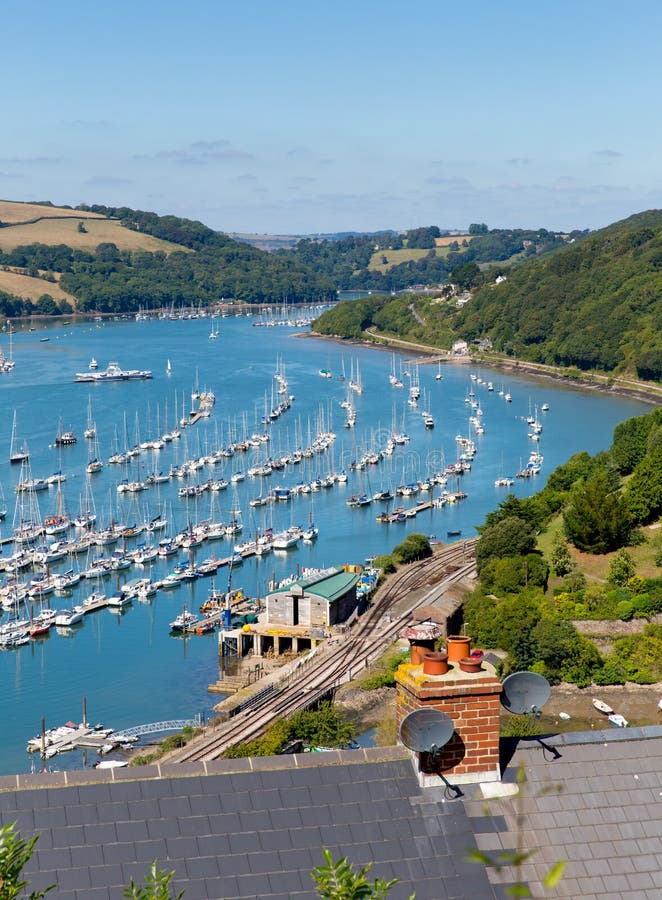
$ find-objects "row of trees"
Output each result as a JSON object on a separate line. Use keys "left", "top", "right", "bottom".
{"left": 0, "top": 236, "right": 335, "bottom": 312}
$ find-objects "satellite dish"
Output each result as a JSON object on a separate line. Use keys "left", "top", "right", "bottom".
{"left": 399, "top": 708, "right": 454, "bottom": 754}
{"left": 501, "top": 671, "right": 551, "bottom": 716}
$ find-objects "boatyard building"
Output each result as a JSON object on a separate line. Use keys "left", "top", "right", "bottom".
{"left": 265, "top": 567, "right": 360, "bottom": 627}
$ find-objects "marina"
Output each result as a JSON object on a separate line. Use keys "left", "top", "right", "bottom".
{"left": 0, "top": 311, "right": 649, "bottom": 774}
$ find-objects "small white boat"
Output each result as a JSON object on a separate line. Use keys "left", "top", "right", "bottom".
{"left": 303, "top": 523, "right": 319, "bottom": 542}
{"left": 592, "top": 698, "right": 613, "bottom": 715}
{"left": 608, "top": 713, "right": 628, "bottom": 728}
{"left": 170, "top": 610, "right": 198, "bottom": 632}
{"left": 54, "top": 606, "right": 85, "bottom": 627}
{"left": 558, "top": 712, "right": 571, "bottom": 721}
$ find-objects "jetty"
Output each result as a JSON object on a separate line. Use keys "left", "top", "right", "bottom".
{"left": 376, "top": 499, "right": 433, "bottom": 523}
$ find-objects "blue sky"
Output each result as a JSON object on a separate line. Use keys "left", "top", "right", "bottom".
{"left": 3, "top": 0, "right": 662, "bottom": 234}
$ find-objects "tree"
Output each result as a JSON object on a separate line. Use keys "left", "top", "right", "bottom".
{"left": 608, "top": 549, "right": 636, "bottom": 586}
{"left": 476, "top": 516, "right": 536, "bottom": 572}
{"left": 563, "top": 471, "right": 631, "bottom": 553}
{"left": 468, "top": 223, "right": 488, "bottom": 235}
{"left": 311, "top": 849, "right": 414, "bottom": 900}
{"left": 36, "top": 294, "right": 59, "bottom": 315}
{"left": 450, "top": 261, "right": 481, "bottom": 290}
{"left": 0, "top": 822, "right": 55, "bottom": 899}
{"left": 550, "top": 534, "right": 573, "bottom": 577}
{"left": 77, "top": 221, "right": 87, "bottom": 234}
{"left": 123, "top": 862, "right": 185, "bottom": 899}
{"left": 625, "top": 441, "right": 662, "bottom": 523}
{"left": 392, "top": 534, "right": 432, "bottom": 565}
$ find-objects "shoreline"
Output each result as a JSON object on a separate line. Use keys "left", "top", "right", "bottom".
{"left": 303, "top": 329, "right": 662, "bottom": 407}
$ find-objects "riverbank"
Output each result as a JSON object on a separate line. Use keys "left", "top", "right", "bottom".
{"left": 306, "top": 328, "right": 662, "bottom": 406}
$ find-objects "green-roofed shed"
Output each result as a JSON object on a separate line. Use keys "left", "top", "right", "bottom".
{"left": 266, "top": 566, "right": 361, "bottom": 627}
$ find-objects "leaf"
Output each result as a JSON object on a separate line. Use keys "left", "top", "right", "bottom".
{"left": 543, "top": 860, "right": 565, "bottom": 889}
{"left": 465, "top": 850, "right": 493, "bottom": 866}
{"left": 507, "top": 884, "right": 532, "bottom": 897}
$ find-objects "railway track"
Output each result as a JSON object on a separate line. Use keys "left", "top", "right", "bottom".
{"left": 165, "top": 541, "right": 476, "bottom": 763}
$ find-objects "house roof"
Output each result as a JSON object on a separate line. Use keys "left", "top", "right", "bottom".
{"left": 1, "top": 747, "right": 497, "bottom": 900}
{"left": 467, "top": 724, "right": 662, "bottom": 899}
{"left": 6, "top": 726, "right": 662, "bottom": 899}
{"left": 267, "top": 570, "right": 360, "bottom": 604}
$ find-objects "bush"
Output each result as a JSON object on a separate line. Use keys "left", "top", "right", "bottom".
{"left": 392, "top": 533, "right": 432, "bottom": 565}
{"left": 223, "top": 702, "right": 355, "bottom": 757}
{"left": 373, "top": 554, "right": 396, "bottom": 574}
{"left": 501, "top": 713, "right": 542, "bottom": 738}
{"left": 476, "top": 516, "right": 536, "bottom": 571}
{"left": 593, "top": 657, "right": 627, "bottom": 685}
{"left": 361, "top": 648, "right": 409, "bottom": 690}
{"left": 550, "top": 534, "right": 573, "bottom": 577}
{"left": 615, "top": 600, "right": 634, "bottom": 621}
{"left": 608, "top": 549, "right": 636, "bottom": 586}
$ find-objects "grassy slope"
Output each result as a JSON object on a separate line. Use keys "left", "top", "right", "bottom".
{"left": 0, "top": 200, "right": 105, "bottom": 223}
{"left": 367, "top": 246, "right": 449, "bottom": 272}
{"left": 0, "top": 200, "right": 187, "bottom": 254}
{"left": 0, "top": 269, "right": 75, "bottom": 303}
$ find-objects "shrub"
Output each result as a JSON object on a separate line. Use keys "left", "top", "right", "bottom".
{"left": 392, "top": 533, "right": 432, "bottom": 565}
{"left": 223, "top": 702, "right": 354, "bottom": 757}
{"left": 501, "top": 713, "right": 542, "bottom": 738}
{"left": 615, "top": 600, "right": 634, "bottom": 621}
{"left": 550, "top": 534, "right": 573, "bottom": 577}
{"left": 608, "top": 549, "right": 636, "bottom": 586}
{"left": 373, "top": 554, "right": 396, "bottom": 574}
{"left": 593, "top": 657, "right": 627, "bottom": 685}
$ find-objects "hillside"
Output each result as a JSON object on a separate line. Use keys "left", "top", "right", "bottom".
{"left": 456, "top": 210, "right": 662, "bottom": 380}
{"left": 293, "top": 226, "right": 566, "bottom": 292}
{"left": 314, "top": 211, "right": 662, "bottom": 383}
{"left": 0, "top": 269, "right": 75, "bottom": 305}
{"left": 0, "top": 200, "right": 184, "bottom": 253}
{"left": 0, "top": 201, "right": 335, "bottom": 315}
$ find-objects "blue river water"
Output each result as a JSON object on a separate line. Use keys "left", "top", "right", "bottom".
{"left": 0, "top": 313, "right": 649, "bottom": 774}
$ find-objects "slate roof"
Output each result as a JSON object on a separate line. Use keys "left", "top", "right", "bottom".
{"left": 466, "top": 724, "right": 662, "bottom": 899}
{"left": 0, "top": 747, "right": 498, "bottom": 900}
{"left": 5, "top": 727, "right": 662, "bottom": 899}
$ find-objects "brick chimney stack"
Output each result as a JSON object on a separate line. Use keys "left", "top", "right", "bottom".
{"left": 395, "top": 655, "right": 502, "bottom": 785}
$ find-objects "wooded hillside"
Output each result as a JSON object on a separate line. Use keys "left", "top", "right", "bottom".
{"left": 0, "top": 202, "right": 335, "bottom": 314}
{"left": 456, "top": 210, "right": 662, "bottom": 380}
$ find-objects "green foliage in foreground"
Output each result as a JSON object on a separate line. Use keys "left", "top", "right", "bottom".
{"left": 607, "top": 624, "right": 662, "bottom": 684}
{"left": 468, "top": 764, "right": 565, "bottom": 897}
{"left": 0, "top": 822, "right": 54, "bottom": 899}
{"left": 123, "top": 861, "right": 185, "bottom": 899}
{"left": 223, "top": 702, "right": 355, "bottom": 758}
{"left": 311, "top": 848, "right": 414, "bottom": 900}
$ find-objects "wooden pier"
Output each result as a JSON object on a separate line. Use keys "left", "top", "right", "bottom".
{"left": 377, "top": 499, "right": 433, "bottom": 523}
